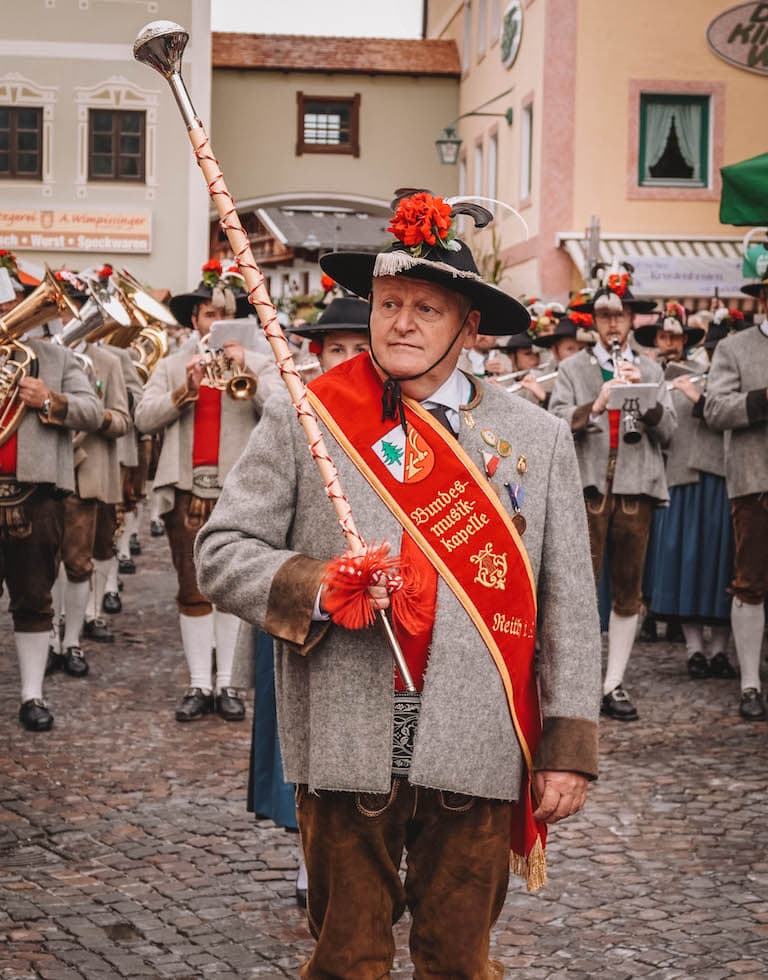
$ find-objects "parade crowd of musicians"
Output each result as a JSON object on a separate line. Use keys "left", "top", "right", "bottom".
{"left": 2, "top": 238, "right": 767, "bottom": 738}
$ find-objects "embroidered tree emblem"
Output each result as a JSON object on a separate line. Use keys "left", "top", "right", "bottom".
{"left": 380, "top": 440, "right": 404, "bottom": 467}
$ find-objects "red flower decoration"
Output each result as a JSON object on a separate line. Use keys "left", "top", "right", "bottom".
{"left": 607, "top": 272, "right": 631, "bottom": 297}
{"left": 96, "top": 264, "right": 113, "bottom": 279}
{"left": 387, "top": 192, "right": 454, "bottom": 251}
{"left": 202, "top": 259, "right": 223, "bottom": 275}
{"left": 730, "top": 309, "right": 744, "bottom": 320}
{"left": 320, "top": 273, "right": 335, "bottom": 293}
{"left": 570, "top": 311, "right": 594, "bottom": 327}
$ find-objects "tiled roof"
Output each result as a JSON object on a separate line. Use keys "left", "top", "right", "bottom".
{"left": 212, "top": 33, "right": 461, "bottom": 77}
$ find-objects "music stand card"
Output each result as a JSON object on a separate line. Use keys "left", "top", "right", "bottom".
{"left": 0, "top": 268, "right": 17, "bottom": 304}
{"left": 607, "top": 382, "right": 659, "bottom": 413}
{"left": 208, "top": 318, "right": 259, "bottom": 351}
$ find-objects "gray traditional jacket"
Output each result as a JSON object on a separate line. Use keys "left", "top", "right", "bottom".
{"left": 73, "top": 344, "right": 132, "bottom": 504}
{"left": 108, "top": 345, "right": 144, "bottom": 469}
{"left": 548, "top": 348, "right": 676, "bottom": 502}
{"left": 134, "top": 347, "right": 282, "bottom": 513}
{"left": 195, "top": 376, "right": 601, "bottom": 801}
{"left": 703, "top": 325, "right": 768, "bottom": 498}
{"left": 663, "top": 361, "right": 709, "bottom": 488}
{"left": 14, "top": 340, "right": 102, "bottom": 492}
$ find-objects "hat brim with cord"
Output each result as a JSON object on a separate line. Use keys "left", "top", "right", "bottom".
{"left": 319, "top": 242, "right": 531, "bottom": 337}
{"left": 292, "top": 295, "right": 370, "bottom": 339}
{"left": 169, "top": 285, "right": 251, "bottom": 329}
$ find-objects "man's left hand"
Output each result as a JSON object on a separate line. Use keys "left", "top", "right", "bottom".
{"left": 532, "top": 770, "right": 588, "bottom": 824}
{"left": 18, "top": 376, "right": 53, "bottom": 409}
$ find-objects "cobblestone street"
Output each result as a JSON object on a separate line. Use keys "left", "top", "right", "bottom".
{"left": 1, "top": 525, "right": 767, "bottom": 980}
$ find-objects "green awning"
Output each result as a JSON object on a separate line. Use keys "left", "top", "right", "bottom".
{"left": 720, "top": 152, "right": 768, "bottom": 226}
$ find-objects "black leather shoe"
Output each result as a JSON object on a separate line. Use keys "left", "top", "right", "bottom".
{"left": 46, "top": 648, "right": 64, "bottom": 675}
{"left": 709, "top": 652, "right": 738, "bottom": 679}
{"left": 150, "top": 519, "right": 165, "bottom": 537}
{"left": 639, "top": 615, "right": 658, "bottom": 643}
{"left": 63, "top": 646, "right": 89, "bottom": 678}
{"left": 175, "top": 687, "right": 214, "bottom": 722}
{"left": 739, "top": 688, "right": 766, "bottom": 721}
{"left": 102, "top": 591, "right": 122, "bottom": 615}
{"left": 19, "top": 699, "right": 54, "bottom": 732}
{"left": 83, "top": 618, "right": 114, "bottom": 644}
{"left": 295, "top": 888, "right": 307, "bottom": 909}
{"left": 118, "top": 557, "right": 136, "bottom": 574}
{"left": 217, "top": 688, "right": 246, "bottom": 722}
{"left": 600, "top": 686, "right": 639, "bottom": 721}
{"left": 129, "top": 532, "right": 142, "bottom": 556}
{"left": 686, "top": 651, "right": 710, "bottom": 680}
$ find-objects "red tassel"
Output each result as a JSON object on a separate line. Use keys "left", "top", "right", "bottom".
{"left": 322, "top": 544, "right": 399, "bottom": 630}
{"left": 388, "top": 563, "right": 433, "bottom": 635}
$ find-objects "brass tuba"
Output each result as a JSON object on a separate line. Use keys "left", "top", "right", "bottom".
{"left": 0, "top": 268, "right": 81, "bottom": 446}
{"left": 105, "top": 269, "right": 174, "bottom": 380}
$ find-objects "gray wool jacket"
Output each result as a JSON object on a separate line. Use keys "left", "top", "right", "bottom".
{"left": 14, "top": 340, "right": 102, "bottom": 492}
{"left": 703, "top": 325, "right": 768, "bottom": 498}
{"left": 195, "top": 374, "right": 601, "bottom": 801}
{"left": 662, "top": 361, "right": 723, "bottom": 487}
{"left": 548, "top": 348, "right": 676, "bottom": 502}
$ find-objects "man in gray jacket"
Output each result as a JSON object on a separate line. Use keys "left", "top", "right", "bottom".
{"left": 196, "top": 192, "right": 600, "bottom": 979}
{"left": 704, "top": 276, "right": 768, "bottom": 720}
{"left": 549, "top": 266, "right": 675, "bottom": 721}
{"left": 0, "top": 260, "right": 102, "bottom": 730}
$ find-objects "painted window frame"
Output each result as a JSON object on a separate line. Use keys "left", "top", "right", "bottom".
{"left": 296, "top": 92, "right": 360, "bottom": 157}
{"left": 87, "top": 108, "right": 146, "bottom": 183}
{"left": 638, "top": 93, "right": 710, "bottom": 189}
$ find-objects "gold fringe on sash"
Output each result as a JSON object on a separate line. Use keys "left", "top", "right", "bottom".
{"left": 511, "top": 837, "right": 547, "bottom": 893}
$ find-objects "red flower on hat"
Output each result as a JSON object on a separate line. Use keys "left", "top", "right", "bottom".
{"left": 202, "top": 259, "right": 223, "bottom": 275}
{"left": 387, "top": 192, "right": 455, "bottom": 255}
{"left": 607, "top": 272, "right": 631, "bottom": 297}
{"left": 570, "top": 311, "right": 594, "bottom": 327}
{"left": 96, "top": 264, "right": 113, "bottom": 279}
{"left": 0, "top": 249, "right": 19, "bottom": 274}
{"left": 729, "top": 309, "right": 744, "bottom": 321}
{"left": 320, "top": 273, "right": 335, "bottom": 293}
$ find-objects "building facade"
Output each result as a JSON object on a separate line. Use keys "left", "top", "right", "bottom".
{"left": 426, "top": 0, "right": 768, "bottom": 304}
{"left": 209, "top": 32, "right": 460, "bottom": 302}
{"left": 1, "top": 0, "right": 211, "bottom": 293}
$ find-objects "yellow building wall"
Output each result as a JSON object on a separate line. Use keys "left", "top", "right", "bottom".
{"left": 211, "top": 70, "right": 460, "bottom": 207}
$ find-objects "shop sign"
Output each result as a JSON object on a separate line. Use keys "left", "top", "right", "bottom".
{"left": 626, "top": 253, "right": 745, "bottom": 298}
{"left": 0, "top": 208, "right": 151, "bottom": 253}
{"left": 707, "top": 2, "right": 768, "bottom": 74}
{"left": 500, "top": 1, "right": 523, "bottom": 69}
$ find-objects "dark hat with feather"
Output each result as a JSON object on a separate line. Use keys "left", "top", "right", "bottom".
{"left": 570, "top": 260, "right": 658, "bottom": 315}
{"left": 169, "top": 259, "right": 252, "bottom": 328}
{"left": 319, "top": 189, "right": 530, "bottom": 336}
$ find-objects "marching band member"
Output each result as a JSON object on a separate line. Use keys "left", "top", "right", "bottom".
{"left": 635, "top": 306, "right": 736, "bottom": 681}
{"left": 704, "top": 274, "right": 768, "bottom": 721}
{"left": 549, "top": 264, "right": 676, "bottom": 721}
{"left": 0, "top": 253, "right": 102, "bottom": 731}
{"left": 135, "top": 260, "right": 282, "bottom": 723}
{"left": 196, "top": 191, "right": 600, "bottom": 977}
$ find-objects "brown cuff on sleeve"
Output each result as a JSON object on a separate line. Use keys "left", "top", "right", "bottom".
{"left": 39, "top": 391, "right": 68, "bottom": 426}
{"left": 172, "top": 383, "right": 197, "bottom": 408}
{"left": 532, "top": 716, "right": 599, "bottom": 780}
{"left": 640, "top": 403, "right": 664, "bottom": 427}
{"left": 746, "top": 388, "right": 768, "bottom": 423}
{"left": 571, "top": 401, "right": 594, "bottom": 434}
{"left": 265, "top": 554, "right": 330, "bottom": 654}
{"left": 98, "top": 410, "right": 113, "bottom": 432}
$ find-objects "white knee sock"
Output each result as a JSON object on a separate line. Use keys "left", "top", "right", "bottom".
{"left": 127, "top": 509, "right": 139, "bottom": 538}
{"left": 117, "top": 523, "right": 132, "bottom": 561}
{"left": 91, "top": 559, "right": 112, "bottom": 617}
{"left": 213, "top": 609, "right": 240, "bottom": 691}
{"left": 681, "top": 623, "right": 704, "bottom": 658}
{"left": 709, "top": 625, "right": 731, "bottom": 657}
{"left": 62, "top": 579, "right": 91, "bottom": 649}
{"left": 179, "top": 613, "right": 214, "bottom": 691}
{"left": 603, "top": 612, "right": 639, "bottom": 695}
{"left": 16, "top": 632, "right": 50, "bottom": 702}
{"left": 731, "top": 599, "right": 764, "bottom": 692}
{"left": 49, "top": 564, "right": 65, "bottom": 655}
{"left": 150, "top": 491, "right": 162, "bottom": 522}
{"left": 105, "top": 556, "right": 119, "bottom": 595}
{"left": 296, "top": 847, "right": 307, "bottom": 891}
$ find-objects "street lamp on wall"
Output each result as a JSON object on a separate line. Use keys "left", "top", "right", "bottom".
{"left": 435, "top": 106, "right": 514, "bottom": 165}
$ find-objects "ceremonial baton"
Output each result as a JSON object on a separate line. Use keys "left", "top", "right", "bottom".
{"left": 134, "top": 21, "right": 416, "bottom": 692}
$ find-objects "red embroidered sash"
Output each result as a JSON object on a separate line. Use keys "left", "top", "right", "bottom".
{"left": 307, "top": 355, "right": 547, "bottom": 890}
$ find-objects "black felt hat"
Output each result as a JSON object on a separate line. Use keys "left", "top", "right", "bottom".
{"left": 170, "top": 261, "right": 251, "bottom": 328}
{"left": 501, "top": 331, "right": 541, "bottom": 351}
{"left": 534, "top": 317, "right": 583, "bottom": 348}
{"left": 319, "top": 190, "right": 531, "bottom": 336}
{"left": 570, "top": 261, "right": 658, "bottom": 315}
{"left": 634, "top": 304, "right": 705, "bottom": 348}
{"left": 292, "top": 296, "right": 370, "bottom": 338}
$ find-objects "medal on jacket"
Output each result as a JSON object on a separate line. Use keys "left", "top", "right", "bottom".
{"left": 504, "top": 482, "right": 526, "bottom": 535}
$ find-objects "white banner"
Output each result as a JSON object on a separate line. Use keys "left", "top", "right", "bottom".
{"left": 624, "top": 253, "right": 745, "bottom": 298}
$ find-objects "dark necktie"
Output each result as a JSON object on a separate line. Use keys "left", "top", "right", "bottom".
{"left": 426, "top": 403, "right": 457, "bottom": 438}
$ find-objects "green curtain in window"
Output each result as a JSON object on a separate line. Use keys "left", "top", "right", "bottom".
{"left": 720, "top": 152, "right": 768, "bottom": 226}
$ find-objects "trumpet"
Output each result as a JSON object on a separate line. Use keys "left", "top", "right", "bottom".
{"left": 505, "top": 369, "right": 558, "bottom": 393}
{"left": 610, "top": 338, "right": 642, "bottom": 444}
{"left": 197, "top": 339, "right": 257, "bottom": 400}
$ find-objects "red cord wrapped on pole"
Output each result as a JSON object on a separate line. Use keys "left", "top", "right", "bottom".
{"left": 133, "top": 20, "right": 416, "bottom": 692}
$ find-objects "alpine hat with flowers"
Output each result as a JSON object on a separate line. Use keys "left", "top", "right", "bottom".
{"left": 169, "top": 259, "right": 252, "bottom": 327}
{"left": 319, "top": 189, "right": 530, "bottom": 337}
{"left": 570, "top": 260, "right": 657, "bottom": 315}
{"left": 634, "top": 302, "right": 705, "bottom": 348}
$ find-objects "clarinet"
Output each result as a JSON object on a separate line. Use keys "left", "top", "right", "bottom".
{"left": 610, "top": 338, "right": 642, "bottom": 445}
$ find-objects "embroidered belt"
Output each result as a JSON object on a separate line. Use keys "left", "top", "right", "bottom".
{"left": 191, "top": 466, "right": 222, "bottom": 500}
